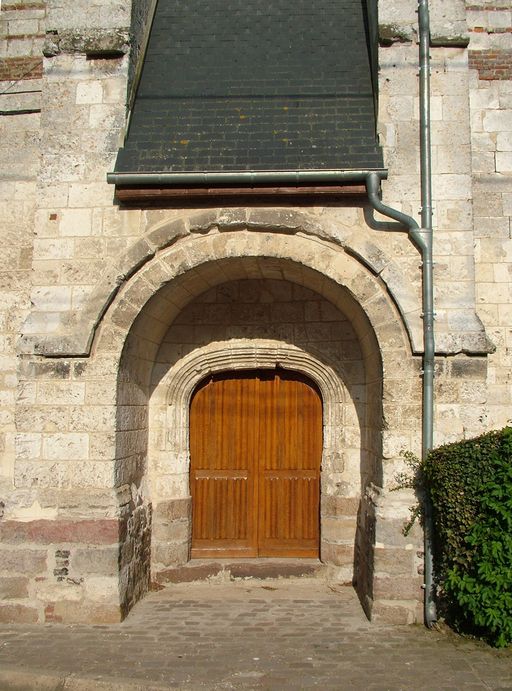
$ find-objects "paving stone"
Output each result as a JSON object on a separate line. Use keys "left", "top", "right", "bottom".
{"left": 0, "top": 577, "right": 510, "bottom": 690}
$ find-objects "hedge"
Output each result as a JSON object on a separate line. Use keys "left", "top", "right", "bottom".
{"left": 423, "top": 426, "right": 512, "bottom": 647}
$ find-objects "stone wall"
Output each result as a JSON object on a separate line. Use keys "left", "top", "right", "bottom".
{"left": 0, "top": 2, "right": 45, "bottom": 622}
{"left": 467, "top": 1, "right": 512, "bottom": 430}
{"left": 0, "top": 0, "right": 510, "bottom": 626}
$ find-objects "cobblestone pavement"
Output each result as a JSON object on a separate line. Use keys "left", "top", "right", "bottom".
{"left": 0, "top": 576, "right": 511, "bottom": 690}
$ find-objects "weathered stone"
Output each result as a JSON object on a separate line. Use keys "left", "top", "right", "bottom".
{"left": 0, "top": 576, "right": 30, "bottom": 599}
{"left": 0, "top": 604, "right": 39, "bottom": 624}
{"left": 43, "top": 29, "right": 130, "bottom": 58}
{"left": 321, "top": 542, "right": 354, "bottom": 567}
{"left": 0, "top": 548, "right": 47, "bottom": 574}
{"left": 47, "top": 601, "right": 122, "bottom": 624}
{"left": 374, "top": 548, "right": 415, "bottom": 576}
{"left": 321, "top": 517, "right": 358, "bottom": 543}
{"left": 152, "top": 542, "right": 189, "bottom": 568}
{"left": 0, "top": 520, "right": 120, "bottom": 545}
{"left": 371, "top": 599, "right": 419, "bottom": 625}
{"left": 379, "top": 23, "right": 414, "bottom": 45}
{"left": 1, "top": 0, "right": 511, "bottom": 628}
{"left": 71, "top": 547, "right": 119, "bottom": 576}
{"left": 321, "top": 496, "right": 360, "bottom": 517}
{"left": 373, "top": 576, "right": 423, "bottom": 600}
{"left": 153, "top": 498, "right": 192, "bottom": 522}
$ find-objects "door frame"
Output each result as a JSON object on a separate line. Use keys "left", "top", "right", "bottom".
{"left": 149, "top": 340, "right": 362, "bottom": 582}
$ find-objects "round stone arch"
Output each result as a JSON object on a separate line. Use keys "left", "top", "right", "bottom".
{"left": 105, "top": 229, "right": 420, "bottom": 619}
{"left": 20, "top": 207, "right": 423, "bottom": 358}
{"left": 95, "top": 229, "right": 412, "bottom": 372}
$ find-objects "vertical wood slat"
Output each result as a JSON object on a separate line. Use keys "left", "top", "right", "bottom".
{"left": 190, "top": 370, "right": 322, "bottom": 558}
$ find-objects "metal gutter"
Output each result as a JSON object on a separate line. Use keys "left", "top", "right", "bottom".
{"left": 366, "top": 0, "right": 437, "bottom": 629}
{"left": 107, "top": 169, "right": 388, "bottom": 187}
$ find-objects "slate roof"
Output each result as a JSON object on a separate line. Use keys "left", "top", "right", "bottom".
{"left": 113, "top": 0, "right": 384, "bottom": 176}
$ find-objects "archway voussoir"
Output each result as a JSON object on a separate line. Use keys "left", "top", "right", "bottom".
{"left": 216, "top": 208, "right": 249, "bottom": 228}
{"left": 122, "top": 276, "right": 160, "bottom": 312}
{"left": 145, "top": 218, "right": 189, "bottom": 252}
{"left": 188, "top": 210, "right": 222, "bottom": 233}
{"left": 247, "top": 208, "right": 316, "bottom": 233}
{"left": 115, "top": 239, "right": 155, "bottom": 280}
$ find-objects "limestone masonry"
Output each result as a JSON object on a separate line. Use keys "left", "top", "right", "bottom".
{"left": 0, "top": 0, "right": 510, "bottom": 625}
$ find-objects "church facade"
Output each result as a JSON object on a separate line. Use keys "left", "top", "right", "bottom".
{"left": 0, "top": 0, "right": 510, "bottom": 624}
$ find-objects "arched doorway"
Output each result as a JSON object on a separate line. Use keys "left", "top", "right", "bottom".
{"left": 189, "top": 369, "right": 322, "bottom": 558}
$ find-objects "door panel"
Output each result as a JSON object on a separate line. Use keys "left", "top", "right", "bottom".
{"left": 190, "top": 370, "right": 321, "bottom": 558}
{"left": 190, "top": 374, "right": 258, "bottom": 557}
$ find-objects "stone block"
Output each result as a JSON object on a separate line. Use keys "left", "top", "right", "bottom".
{"left": 42, "top": 432, "right": 89, "bottom": 461}
{"left": 484, "top": 110, "right": 512, "bottom": 132}
{"left": 31, "top": 286, "right": 72, "bottom": 312}
{"left": 432, "top": 174, "right": 472, "bottom": 200}
{"left": 321, "top": 517, "right": 357, "bottom": 543}
{"left": 152, "top": 520, "right": 189, "bottom": 543}
{"left": 321, "top": 495, "right": 360, "bottom": 517}
{"left": 0, "top": 519, "right": 120, "bottom": 545}
{"left": 497, "top": 132, "right": 512, "bottom": 152}
{"left": 451, "top": 357, "right": 487, "bottom": 379}
{"left": 152, "top": 541, "right": 189, "bottom": 567}
{"left": 68, "top": 182, "right": 114, "bottom": 208}
{"left": 59, "top": 208, "right": 93, "bottom": 236}
{"left": 47, "top": 600, "right": 122, "bottom": 624}
{"left": 0, "top": 548, "right": 47, "bottom": 574}
{"left": 0, "top": 576, "right": 30, "bottom": 599}
{"left": 503, "top": 193, "right": 512, "bottom": 216}
{"left": 374, "top": 547, "right": 415, "bottom": 576}
{"left": 15, "top": 432, "right": 41, "bottom": 460}
{"left": 375, "top": 518, "right": 422, "bottom": 547}
{"left": 496, "top": 152, "right": 512, "bottom": 173}
{"left": 153, "top": 498, "right": 192, "bottom": 522}
{"left": 321, "top": 541, "right": 354, "bottom": 567}
{"left": 71, "top": 547, "right": 119, "bottom": 576}
{"left": 84, "top": 575, "right": 120, "bottom": 603}
{"left": 36, "top": 381, "right": 85, "bottom": 405}
{"left": 0, "top": 604, "right": 39, "bottom": 624}
{"left": 144, "top": 218, "right": 189, "bottom": 253}
{"left": 373, "top": 576, "right": 423, "bottom": 600}
{"left": 371, "top": 599, "right": 418, "bottom": 625}
{"left": 75, "top": 80, "right": 103, "bottom": 105}
{"left": 33, "top": 238, "right": 74, "bottom": 260}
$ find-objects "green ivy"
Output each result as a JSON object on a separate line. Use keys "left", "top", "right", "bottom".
{"left": 424, "top": 427, "right": 512, "bottom": 647}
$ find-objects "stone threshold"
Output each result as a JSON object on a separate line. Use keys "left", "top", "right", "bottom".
{"left": 152, "top": 558, "right": 325, "bottom": 586}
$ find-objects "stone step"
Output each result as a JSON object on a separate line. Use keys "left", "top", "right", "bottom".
{"left": 153, "top": 558, "right": 326, "bottom": 586}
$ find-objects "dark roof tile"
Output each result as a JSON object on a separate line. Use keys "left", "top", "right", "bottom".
{"left": 114, "top": 0, "right": 383, "bottom": 175}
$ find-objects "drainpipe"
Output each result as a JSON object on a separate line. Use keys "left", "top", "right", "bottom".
{"left": 366, "top": 0, "right": 437, "bottom": 628}
{"left": 418, "top": 0, "right": 437, "bottom": 629}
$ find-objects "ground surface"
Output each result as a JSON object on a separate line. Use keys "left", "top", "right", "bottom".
{"left": 0, "top": 576, "right": 511, "bottom": 690}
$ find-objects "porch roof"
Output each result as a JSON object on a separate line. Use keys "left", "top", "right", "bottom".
{"left": 112, "top": 0, "right": 384, "bottom": 179}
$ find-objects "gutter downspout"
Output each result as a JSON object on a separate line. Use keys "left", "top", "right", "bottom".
{"left": 366, "top": 0, "right": 437, "bottom": 628}
{"left": 418, "top": 0, "right": 437, "bottom": 629}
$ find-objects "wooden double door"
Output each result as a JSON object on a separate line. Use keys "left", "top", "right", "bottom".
{"left": 190, "top": 369, "right": 322, "bottom": 558}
